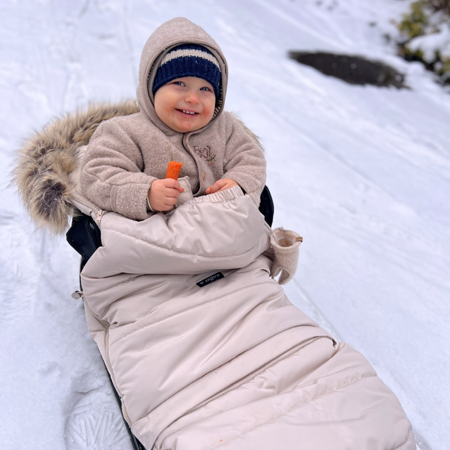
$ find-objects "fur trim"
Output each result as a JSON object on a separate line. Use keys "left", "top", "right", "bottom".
{"left": 12, "top": 101, "right": 139, "bottom": 234}
{"left": 12, "top": 101, "right": 262, "bottom": 234}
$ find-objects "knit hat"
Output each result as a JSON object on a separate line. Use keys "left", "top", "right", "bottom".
{"left": 152, "top": 44, "right": 221, "bottom": 99}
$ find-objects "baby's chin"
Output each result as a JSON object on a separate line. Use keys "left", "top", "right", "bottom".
{"left": 175, "top": 123, "right": 210, "bottom": 133}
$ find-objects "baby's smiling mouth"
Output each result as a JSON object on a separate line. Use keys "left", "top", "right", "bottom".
{"left": 176, "top": 109, "right": 199, "bottom": 116}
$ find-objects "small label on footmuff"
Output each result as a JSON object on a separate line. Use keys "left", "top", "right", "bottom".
{"left": 197, "top": 272, "right": 224, "bottom": 287}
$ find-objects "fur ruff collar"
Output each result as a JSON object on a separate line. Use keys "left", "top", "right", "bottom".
{"left": 13, "top": 101, "right": 139, "bottom": 234}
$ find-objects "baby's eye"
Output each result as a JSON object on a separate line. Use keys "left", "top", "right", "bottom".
{"left": 173, "top": 81, "right": 185, "bottom": 87}
{"left": 200, "top": 86, "right": 212, "bottom": 92}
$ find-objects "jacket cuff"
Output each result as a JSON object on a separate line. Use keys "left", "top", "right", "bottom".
{"left": 111, "top": 178, "right": 155, "bottom": 220}
{"left": 222, "top": 173, "right": 264, "bottom": 207}
{"left": 147, "top": 196, "right": 157, "bottom": 212}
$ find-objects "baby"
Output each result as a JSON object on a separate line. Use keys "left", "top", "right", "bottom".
{"left": 81, "top": 17, "right": 266, "bottom": 220}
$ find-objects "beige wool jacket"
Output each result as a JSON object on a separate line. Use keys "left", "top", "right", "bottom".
{"left": 80, "top": 18, "right": 266, "bottom": 220}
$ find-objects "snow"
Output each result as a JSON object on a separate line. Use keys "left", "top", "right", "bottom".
{"left": 1, "top": 0, "right": 448, "bottom": 449}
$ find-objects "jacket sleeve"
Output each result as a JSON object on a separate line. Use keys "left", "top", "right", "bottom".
{"left": 222, "top": 113, "right": 266, "bottom": 206}
{"left": 80, "top": 119, "right": 157, "bottom": 220}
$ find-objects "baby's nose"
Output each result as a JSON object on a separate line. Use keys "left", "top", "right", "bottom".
{"left": 185, "top": 90, "right": 199, "bottom": 103}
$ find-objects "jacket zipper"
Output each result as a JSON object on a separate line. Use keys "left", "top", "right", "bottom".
{"left": 122, "top": 402, "right": 132, "bottom": 428}
{"left": 72, "top": 193, "right": 101, "bottom": 213}
{"left": 82, "top": 295, "right": 130, "bottom": 424}
{"left": 71, "top": 194, "right": 105, "bottom": 225}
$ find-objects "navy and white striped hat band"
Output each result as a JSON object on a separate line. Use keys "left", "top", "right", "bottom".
{"left": 152, "top": 44, "right": 221, "bottom": 99}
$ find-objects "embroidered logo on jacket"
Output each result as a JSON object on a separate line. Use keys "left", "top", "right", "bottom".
{"left": 193, "top": 145, "right": 216, "bottom": 164}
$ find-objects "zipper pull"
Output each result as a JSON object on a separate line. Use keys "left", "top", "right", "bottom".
{"left": 71, "top": 290, "right": 84, "bottom": 300}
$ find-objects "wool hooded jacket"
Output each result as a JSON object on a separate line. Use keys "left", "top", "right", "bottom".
{"left": 80, "top": 18, "right": 266, "bottom": 220}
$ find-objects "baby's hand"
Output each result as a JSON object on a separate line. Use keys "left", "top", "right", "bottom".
{"left": 206, "top": 178, "right": 238, "bottom": 195}
{"left": 148, "top": 178, "right": 184, "bottom": 211}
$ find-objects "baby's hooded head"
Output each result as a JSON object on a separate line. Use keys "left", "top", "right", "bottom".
{"left": 151, "top": 44, "right": 221, "bottom": 133}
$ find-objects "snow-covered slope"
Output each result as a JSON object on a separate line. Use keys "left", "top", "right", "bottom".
{"left": 1, "top": 0, "right": 448, "bottom": 449}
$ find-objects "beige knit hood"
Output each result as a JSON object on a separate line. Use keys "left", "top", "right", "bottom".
{"left": 136, "top": 17, "right": 228, "bottom": 134}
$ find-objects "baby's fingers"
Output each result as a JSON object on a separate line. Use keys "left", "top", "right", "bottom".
{"left": 163, "top": 178, "right": 184, "bottom": 193}
{"left": 164, "top": 187, "right": 181, "bottom": 199}
{"left": 206, "top": 180, "right": 226, "bottom": 194}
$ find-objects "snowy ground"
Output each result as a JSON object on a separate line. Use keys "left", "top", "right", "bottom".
{"left": 1, "top": 0, "right": 449, "bottom": 449}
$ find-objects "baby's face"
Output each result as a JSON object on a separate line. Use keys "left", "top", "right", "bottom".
{"left": 154, "top": 77, "right": 216, "bottom": 133}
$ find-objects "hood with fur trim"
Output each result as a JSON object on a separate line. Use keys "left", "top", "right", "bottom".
{"left": 136, "top": 17, "right": 228, "bottom": 132}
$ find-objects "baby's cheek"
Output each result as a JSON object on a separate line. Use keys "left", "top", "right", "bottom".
{"left": 204, "top": 103, "right": 215, "bottom": 121}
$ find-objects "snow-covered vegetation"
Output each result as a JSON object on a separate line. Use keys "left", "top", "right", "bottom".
{"left": 398, "top": 0, "right": 450, "bottom": 83}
